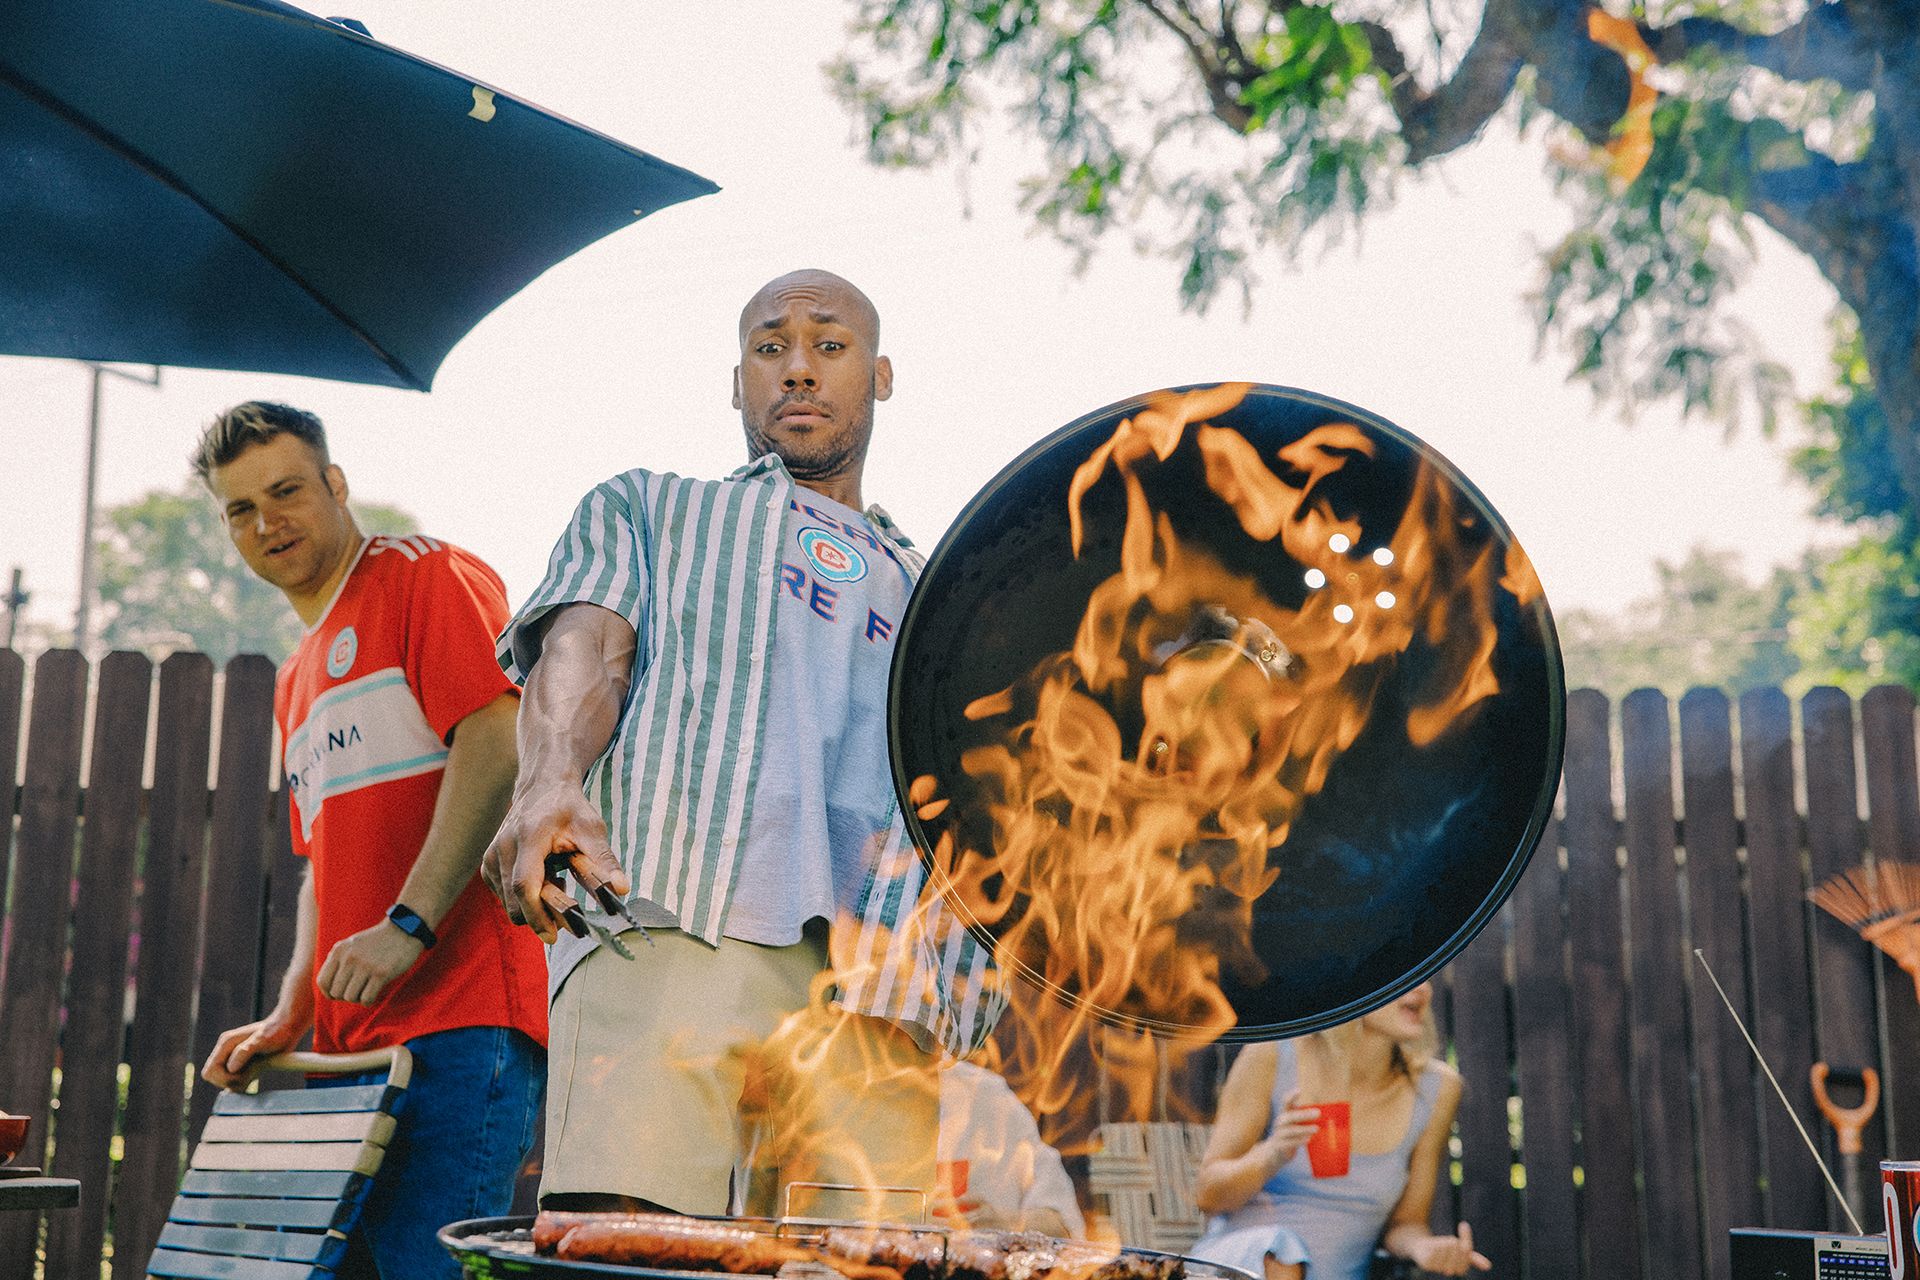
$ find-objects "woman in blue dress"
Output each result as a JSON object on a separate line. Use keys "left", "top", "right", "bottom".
{"left": 1188, "top": 982, "right": 1490, "bottom": 1280}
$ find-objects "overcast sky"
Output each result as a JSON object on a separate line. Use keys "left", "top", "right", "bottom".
{"left": 0, "top": 0, "right": 1843, "bottom": 645}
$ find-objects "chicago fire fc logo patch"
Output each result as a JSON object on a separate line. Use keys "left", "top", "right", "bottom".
{"left": 326, "top": 626, "right": 358, "bottom": 678}
{"left": 797, "top": 528, "right": 868, "bottom": 583}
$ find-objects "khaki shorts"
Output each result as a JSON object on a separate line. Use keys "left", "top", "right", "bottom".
{"left": 543, "top": 927, "right": 938, "bottom": 1221}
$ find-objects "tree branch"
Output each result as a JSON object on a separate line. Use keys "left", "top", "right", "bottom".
{"left": 1140, "top": 0, "right": 1257, "bottom": 130}
{"left": 1750, "top": 126, "right": 1920, "bottom": 515}
{"left": 1388, "top": 0, "right": 1527, "bottom": 163}
{"left": 1645, "top": 4, "right": 1875, "bottom": 92}
{"left": 1349, "top": 19, "right": 1419, "bottom": 120}
{"left": 1749, "top": 155, "right": 1878, "bottom": 311}
{"left": 1358, "top": 0, "right": 1870, "bottom": 169}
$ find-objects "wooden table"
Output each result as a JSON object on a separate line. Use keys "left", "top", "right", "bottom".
{"left": 0, "top": 1175, "right": 79, "bottom": 1212}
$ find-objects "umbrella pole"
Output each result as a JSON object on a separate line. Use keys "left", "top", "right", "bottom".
{"left": 71, "top": 362, "right": 159, "bottom": 655}
{"left": 73, "top": 364, "right": 103, "bottom": 653}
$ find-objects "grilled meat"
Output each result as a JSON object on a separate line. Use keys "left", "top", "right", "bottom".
{"left": 530, "top": 1210, "right": 1183, "bottom": 1280}
{"left": 531, "top": 1211, "right": 899, "bottom": 1279}
{"left": 814, "top": 1225, "right": 1182, "bottom": 1280}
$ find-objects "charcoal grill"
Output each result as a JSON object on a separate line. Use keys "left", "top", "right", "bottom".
{"left": 438, "top": 1215, "right": 1259, "bottom": 1280}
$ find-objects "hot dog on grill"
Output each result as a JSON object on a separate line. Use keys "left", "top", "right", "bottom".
{"left": 530, "top": 1210, "right": 1182, "bottom": 1280}
{"left": 531, "top": 1210, "right": 652, "bottom": 1253}
{"left": 818, "top": 1226, "right": 1182, "bottom": 1280}
{"left": 532, "top": 1210, "right": 902, "bottom": 1280}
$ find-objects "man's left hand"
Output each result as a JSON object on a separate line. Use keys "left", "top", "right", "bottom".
{"left": 317, "top": 920, "right": 425, "bottom": 1005}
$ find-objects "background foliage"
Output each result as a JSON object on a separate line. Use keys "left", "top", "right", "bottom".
{"left": 93, "top": 485, "right": 418, "bottom": 665}
{"left": 834, "top": 0, "right": 1920, "bottom": 691}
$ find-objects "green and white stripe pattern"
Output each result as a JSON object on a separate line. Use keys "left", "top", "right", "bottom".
{"left": 499, "top": 457, "right": 1002, "bottom": 1057}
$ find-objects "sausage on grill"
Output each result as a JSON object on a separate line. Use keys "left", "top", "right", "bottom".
{"left": 533, "top": 1211, "right": 902, "bottom": 1280}
{"left": 531, "top": 1210, "right": 658, "bottom": 1253}
{"left": 531, "top": 1210, "right": 1182, "bottom": 1280}
{"left": 818, "top": 1227, "right": 1184, "bottom": 1280}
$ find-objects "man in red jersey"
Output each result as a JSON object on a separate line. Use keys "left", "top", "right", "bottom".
{"left": 193, "top": 402, "right": 546, "bottom": 1280}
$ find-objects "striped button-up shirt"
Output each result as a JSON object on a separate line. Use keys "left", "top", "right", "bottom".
{"left": 498, "top": 455, "right": 1002, "bottom": 1057}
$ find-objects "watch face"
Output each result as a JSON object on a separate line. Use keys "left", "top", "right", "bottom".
{"left": 889, "top": 383, "right": 1564, "bottom": 1041}
{"left": 387, "top": 905, "right": 432, "bottom": 945}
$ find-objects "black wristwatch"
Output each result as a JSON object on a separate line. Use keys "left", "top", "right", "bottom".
{"left": 385, "top": 902, "right": 438, "bottom": 950}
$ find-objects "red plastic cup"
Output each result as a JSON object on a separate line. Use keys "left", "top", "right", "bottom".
{"left": 1306, "top": 1101, "right": 1352, "bottom": 1178}
{"left": 1885, "top": 1161, "right": 1920, "bottom": 1279}
{"left": 0, "top": 1113, "right": 27, "bottom": 1165}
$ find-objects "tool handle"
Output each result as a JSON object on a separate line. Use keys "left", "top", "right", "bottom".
{"left": 565, "top": 851, "right": 620, "bottom": 906}
{"left": 1810, "top": 1063, "right": 1880, "bottom": 1155}
{"left": 557, "top": 849, "right": 638, "bottom": 926}
{"left": 539, "top": 881, "right": 590, "bottom": 938}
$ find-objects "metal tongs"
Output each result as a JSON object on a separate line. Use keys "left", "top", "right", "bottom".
{"left": 539, "top": 850, "right": 648, "bottom": 961}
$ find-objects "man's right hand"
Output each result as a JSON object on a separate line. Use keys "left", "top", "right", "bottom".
{"left": 482, "top": 781, "right": 628, "bottom": 943}
{"left": 201, "top": 1014, "right": 305, "bottom": 1091}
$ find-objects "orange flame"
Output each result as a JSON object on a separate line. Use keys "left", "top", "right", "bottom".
{"left": 914, "top": 386, "right": 1525, "bottom": 1151}
{"left": 749, "top": 386, "right": 1534, "bottom": 1221}
{"left": 741, "top": 962, "right": 944, "bottom": 1223}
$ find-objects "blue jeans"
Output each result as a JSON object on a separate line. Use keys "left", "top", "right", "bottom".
{"left": 322, "top": 1025, "right": 545, "bottom": 1280}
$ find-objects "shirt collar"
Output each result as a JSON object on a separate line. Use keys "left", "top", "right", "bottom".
{"left": 731, "top": 452, "right": 916, "bottom": 550}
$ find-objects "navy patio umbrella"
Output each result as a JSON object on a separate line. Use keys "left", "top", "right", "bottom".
{"left": 0, "top": 0, "right": 717, "bottom": 390}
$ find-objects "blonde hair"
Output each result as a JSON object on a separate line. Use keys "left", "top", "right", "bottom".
{"left": 191, "top": 401, "right": 329, "bottom": 486}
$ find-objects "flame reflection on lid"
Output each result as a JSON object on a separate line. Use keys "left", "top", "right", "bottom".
{"left": 888, "top": 383, "right": 1565, "bottom": 1131}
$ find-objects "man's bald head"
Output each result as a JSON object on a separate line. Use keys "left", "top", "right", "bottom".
{"left": 732, "top": 270, "right": 893, "bottom": 503}
{"left": 737, "top": 270, "right": 880, "bottom": 351}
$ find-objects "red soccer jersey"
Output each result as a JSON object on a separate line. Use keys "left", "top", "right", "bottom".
{"left": 277, "top": 534, "right": 546, "bottom": 1054}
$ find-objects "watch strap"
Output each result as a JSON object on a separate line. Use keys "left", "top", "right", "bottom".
{"left": 385, "top": 902, "right": 438, "bottom": 949}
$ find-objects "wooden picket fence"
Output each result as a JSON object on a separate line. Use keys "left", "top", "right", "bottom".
{"left": 1415, "top": 685, "right": 1920, "bottom": 1280}
{"left": 0, "top": 649, "right": 298, "bottom": 1279}
{"left": 0, "top": 649, "right": 1916, "bottom": 1279}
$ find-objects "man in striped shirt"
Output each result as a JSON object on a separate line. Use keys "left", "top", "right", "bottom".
{"left": 485, "top": 270, "right": 1001, "bottom": 1220}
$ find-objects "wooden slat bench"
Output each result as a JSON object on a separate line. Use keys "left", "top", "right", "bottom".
{"left": 146, "top": 1047, "right": 411, "bottom": 1280}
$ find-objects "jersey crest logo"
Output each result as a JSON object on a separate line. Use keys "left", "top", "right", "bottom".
{"left": 798, "top": 527, "right": 867, "bottom": 583}
{"left": 326, "top": 626, "right": 358, "bottom": 678}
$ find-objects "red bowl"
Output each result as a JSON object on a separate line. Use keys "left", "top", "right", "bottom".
{"left": 0, "top": 1113, "right": 28, "bottom": 1165}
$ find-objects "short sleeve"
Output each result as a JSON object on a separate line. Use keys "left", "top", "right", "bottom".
{"left": 497, "top": 476, "right": 651, "bottom": 684}
{"left": 405, "top": 546, "right": 519, "bottom": 743}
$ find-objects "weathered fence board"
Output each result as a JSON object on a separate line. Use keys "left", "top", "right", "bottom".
{"left": 1741, "top": 686, "right": 1825, "bottom": 1228}
{"left": 43, "top": 652, "right": 152, "bottom": 1276}
{"left": 0, "top": 650, "right": 88, "bottom": 1277}
{"left": 187, "top": 653, "right": 279, "bottom": 1142}
{"left": 1622, "top": 690, "right": 1704, "bottom": 1277}
{"left": 1804, "top": 686, "right": 1886, "bottom": 1228}
{"left": 113, "top": 653, "right": 217, "bottom": 1280}
{"left": 1449, "top": 905, "right": 1518, "bottom": 1275}
{"left": 1511, "top": 812, "right": 1580, "bottom": 1280}
{"left": 1860, "top": 685, "right": 1920, "bottom": 1158}
{"left": 259, "top": 796, "right": 302, "bottom": 1020}
{"left": 1564, "top": 687, "right": 1640, "bottom": 1280}
{"left": 3, "top": 649, "right": 1918, "bottom": 1280}
{"left": 1677, "top": 687, "right": 1761, "bottom": 1280}
{"left": 0, "top": 648, "right": 24, "bottom": 945}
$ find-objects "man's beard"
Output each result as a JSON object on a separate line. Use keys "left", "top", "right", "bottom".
{"left": 742, "top": 395, "right": 873, "bottom": 481}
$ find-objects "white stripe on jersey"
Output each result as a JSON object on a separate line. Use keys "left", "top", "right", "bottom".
{"left": 284, "top": 666, "right": 447, "bottom": 840}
